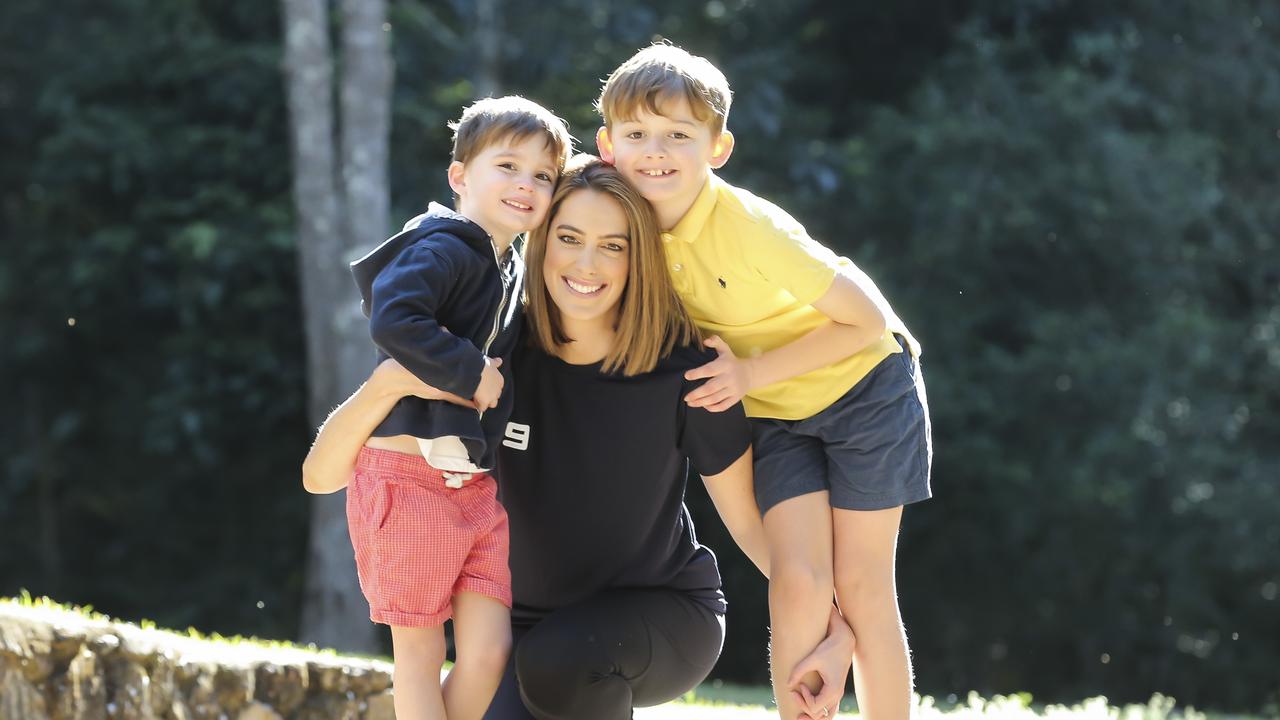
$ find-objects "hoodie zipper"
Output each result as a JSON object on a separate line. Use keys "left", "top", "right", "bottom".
{"left": 478, "top": 239, "right": 512, "bottom": 419}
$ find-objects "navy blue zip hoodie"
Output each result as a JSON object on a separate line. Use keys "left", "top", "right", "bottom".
{"left": 350, "top": 202, "right": 525, "bottom": 470}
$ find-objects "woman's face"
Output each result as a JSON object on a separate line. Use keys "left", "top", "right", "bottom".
{"left": 542, "top": 189, "right": 631, "bottom": 333}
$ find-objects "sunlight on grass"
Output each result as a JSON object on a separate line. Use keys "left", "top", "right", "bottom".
{"left": 637, "top": 692, "right": 1225, "bottom": 719}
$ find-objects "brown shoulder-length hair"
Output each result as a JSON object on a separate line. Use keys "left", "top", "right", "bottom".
{"left": 524, "top": 154, "right": 700, "bottom": 376}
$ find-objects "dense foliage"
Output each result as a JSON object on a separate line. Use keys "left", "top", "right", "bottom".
{"left": 2, "top": 0, "right": 1276, "bottom": 710}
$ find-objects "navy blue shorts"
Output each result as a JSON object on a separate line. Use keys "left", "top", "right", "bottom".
{"left": 751, "top": 338, "right": 933, "bottom": 515}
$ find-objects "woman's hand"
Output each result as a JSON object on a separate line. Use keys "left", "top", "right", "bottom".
{"left": 373, "top": 358, "right": 477, "bottom": 409}
{"left": 301, "top": 358, "right": 479, "bottom": 494}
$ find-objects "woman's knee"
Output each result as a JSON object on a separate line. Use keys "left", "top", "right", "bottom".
{"left": 514, "top": 628, "right": 627, "bottom": 719}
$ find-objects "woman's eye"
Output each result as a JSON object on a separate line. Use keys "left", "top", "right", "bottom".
{"left": 606, "top": 243, "right": 627, "bottom": 253}
{"left": 557, "top": 234, "right": 579, "bottom": 244}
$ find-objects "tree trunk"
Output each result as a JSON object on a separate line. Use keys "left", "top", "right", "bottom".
{"left": 473, "top": 0, "right": 501, "bottom": 97}
{"left": 281, "top": 0, "right": 390, "bottom": 653}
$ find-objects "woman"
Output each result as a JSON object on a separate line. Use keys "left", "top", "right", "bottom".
{"left": 303, "top": 156, "right": 854, "bottom": 720}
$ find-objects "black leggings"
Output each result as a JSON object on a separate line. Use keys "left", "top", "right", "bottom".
{"left": 483, "top": 588, "right": 725, "bottom": 720}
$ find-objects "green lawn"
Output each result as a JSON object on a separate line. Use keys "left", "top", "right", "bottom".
{"left": 636, "top": 688, "right": 1233, "bottom": 719}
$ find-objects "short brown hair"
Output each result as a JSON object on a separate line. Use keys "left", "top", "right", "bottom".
{"left": 449, "top": 96, "right": 573, "bottom": 170}
{"left": 596, "top": 43, "right": 732, "bottom": 135}
{"left": 525, "top": 154, "right": 700, "bottom": 376}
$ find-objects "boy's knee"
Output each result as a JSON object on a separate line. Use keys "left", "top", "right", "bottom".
{"left": 391, "top": 626, "right": 446, "bottom": 665}
{"left": 769, "top": 561, "right": 833, "bottom": 616}
{"left": 834, "top": 564, "right": 898, "bottom": 612}
{"left": 458, "top": 633, "right": 512, "bottom": 678}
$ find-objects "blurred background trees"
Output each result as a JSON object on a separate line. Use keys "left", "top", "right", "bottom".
{"left": 2, "top": 0, "right": 1276, "bottom": 711}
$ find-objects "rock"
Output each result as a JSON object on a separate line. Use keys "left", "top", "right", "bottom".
{"left": 0, "top": 614, "right": 56, "bottom": 682}
{"left": 1, "top": 660, "right": 51, "bottom": 720}
{"left": 253, "top": 663, "right": 307, "bottom": 715}
{"left": 107, "top": 658, "right": 155, "bottom": 720}
{"left": 212, "top": 665, "right": 254, "bottom": 713}
{"left": 295, "top": 694, "right": 361, "bottom": 720}
{"left": 146, "top": 655, "right": 177, "bottom": 718}
{"left": 236, "top": 701, "right": 282, "bottom": 720}
{"left": 0, "top": 603, "right": 396, "bottom": 720}
{"left": 307, "top": 662, "right": 351, "bottom": 694}
{"left": 181, "top": 668, "right": 224, "bottom": 720}
{"left": 362, "top": 690, "right": 395, "bottom": 720}
{"left": 50, "top": 645, "right": 107, "bottom": 720}
{"left": 347, "top": 665, "right": 391, "bottom": 696}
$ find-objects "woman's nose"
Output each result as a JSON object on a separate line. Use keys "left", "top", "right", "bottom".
{"left": 573, "top": 247, "right": 597, "bottom": 272}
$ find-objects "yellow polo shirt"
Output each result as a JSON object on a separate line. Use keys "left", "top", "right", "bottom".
{"left": 663, "top": 173, "right": 920, "bottom": 420}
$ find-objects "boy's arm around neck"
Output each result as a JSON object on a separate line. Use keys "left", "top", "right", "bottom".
{"left": 745, "top": 268, "right": 887, "bottom": 390}
{"left": 683, "top": 269, "right": 887, "bottom": 410}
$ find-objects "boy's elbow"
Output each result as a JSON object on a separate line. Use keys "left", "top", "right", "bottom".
{"left": 301, "top": 465, "right": 320, "bottom": 494}
{"left": 301, "top": 461, "right": 335, "bottom": 495}
{"left": 866, "top": 310, "right": 887, "bottom": 339}
{"left": 368, "top": 314, "right": 401, "bottom": 351}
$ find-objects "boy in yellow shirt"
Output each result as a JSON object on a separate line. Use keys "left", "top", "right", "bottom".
{"left": 596, "top": 44, "right": 932, "bottom": 720}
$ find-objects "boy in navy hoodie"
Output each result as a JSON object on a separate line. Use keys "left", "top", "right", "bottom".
{"left": 346, "top": 96, "right": 571, "bottom": 720}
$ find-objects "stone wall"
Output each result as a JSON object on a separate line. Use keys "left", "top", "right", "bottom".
{"left": 0, "top": 601, "right": 394, "bottom": 720}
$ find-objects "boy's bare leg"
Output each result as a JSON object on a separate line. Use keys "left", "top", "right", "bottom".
{"left": 833, "top": 506, "right": 911, "bottom": 720}
{"left": 390, "top": 624, "right": 448, "bottom": 720}
{"left": 443, "top": 591, "right": 512, "bottom": 720}
{"left": 764, "top": 492, "right": 835, "bottom": 720}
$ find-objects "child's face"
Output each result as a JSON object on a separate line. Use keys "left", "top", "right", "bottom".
{"left": 597, "top": 96, "right": 730, "bottom": 218}
{"left": 449, "top": 134, "right": 558, "bottom": 241}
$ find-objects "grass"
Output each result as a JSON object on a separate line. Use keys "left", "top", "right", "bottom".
{"left": 639, "top": 691, "right": 1234, "bottom": 719}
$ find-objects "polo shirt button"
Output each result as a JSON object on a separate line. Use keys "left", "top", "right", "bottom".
{"left": 661, "top": 233, "right": 674, "bottom": 243}
{"left": 673, "top": 263, "right": 683, "bottom": 272}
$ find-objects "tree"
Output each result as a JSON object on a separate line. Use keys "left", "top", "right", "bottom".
{"left": 281, "top": 0, "right": 393, "bottom": 652}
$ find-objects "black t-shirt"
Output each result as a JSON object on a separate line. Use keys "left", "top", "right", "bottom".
{"left": 497, "top": 340, "right": 751, "bottom": 622}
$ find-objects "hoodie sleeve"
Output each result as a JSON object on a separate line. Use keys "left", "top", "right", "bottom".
{"left": 368, "top": 241, "right": 487, "bottom": 398}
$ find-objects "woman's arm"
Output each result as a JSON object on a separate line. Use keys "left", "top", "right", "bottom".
{"left": 300, "top": 358, "right": 476, "bottom": 494}
{"left": 700, "top": 447, "right": 771, "bottom": 578}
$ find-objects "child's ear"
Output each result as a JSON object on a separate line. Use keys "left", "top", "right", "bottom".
{"left": 710, "top": 130, "right": 735, "bottom": 169}
{"left": 446, "top": 161, "right": 467, "bottom": 196}
{"left": 596, "top": 127, "right": 616, "bottom": 165}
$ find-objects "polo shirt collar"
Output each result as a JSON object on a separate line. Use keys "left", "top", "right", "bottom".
{"left": 665, "top": 172, "right": 720, "bottom": 244}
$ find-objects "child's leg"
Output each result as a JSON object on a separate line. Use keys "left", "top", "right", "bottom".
{"left": 820, "top": 343, "right": 932, "bottom": 720}
{"left": 833, "top": 506, "right": 910, "bottom": 720}
{"left": 391, "top": 624, "right": 448, "bottom": 720}
{"left": 763, "top": 492, "right": 835, "bottom": 720}
{"left": 443, "top": 591, "right": 512, "bottom": 720}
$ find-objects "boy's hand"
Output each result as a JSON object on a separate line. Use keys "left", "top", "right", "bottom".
{"left": 472, "top": 356, "right": 505, "bottom": 411}
{"left": 789, "top": 607, "right": 855, "bottom": 719}
{"left": 683, "top": 336, "right": 754, "bottom": 412}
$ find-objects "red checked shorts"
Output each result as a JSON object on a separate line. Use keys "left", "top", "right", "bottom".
{"left": 346, "top": 447, "right": 511, "bottom": 628}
